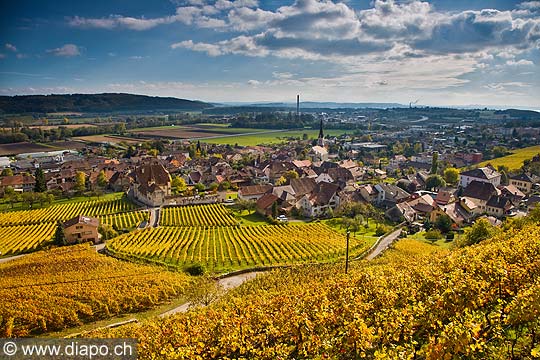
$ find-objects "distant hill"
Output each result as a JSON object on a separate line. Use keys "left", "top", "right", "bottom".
{"left": 219, "top": 101, "right": 407, "bottom": 109}
{"left": 0, "top": 93, "right": 213, "bottom": 114}
{"left": 495, "top": 108, "right": 540, "bottom": 120}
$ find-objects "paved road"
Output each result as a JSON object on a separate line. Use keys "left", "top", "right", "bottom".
{"left": 159, "top": 271, "right": 265, "bottom": 317}
{"left": 148, "top": 207, "right": 160, "bottom": 227}
{"left": 0, "top": 254, "right": 25, "bottom": 264}
{"left": 365, "top": 228, "right": 403, "bottom": 260}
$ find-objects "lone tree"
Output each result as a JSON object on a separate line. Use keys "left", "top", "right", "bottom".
{"left": 34, "top": 168, "right": 46, "bottom": 192}
{"left": 425, "top": 174, "right": 446, "bottom": 191}
{"left": 443, "top": 167, "right": 459, "bottom": 185}
{"left": 53, "top": 221, "right": 66, "bottom": 246}
{"left": 271, "top": 201, "right": 279, "bottom": 218}
{"left": 97, "top": 170, "right": 108, "bottom": 189}
{"left": 187, "top": 275, "right": 224, "bottom": 308}
{"left": 431, "top": 152, "right": 439, "bottom": 174}
{"left": 75, "top": 171, "right": 86, "bottom": 193}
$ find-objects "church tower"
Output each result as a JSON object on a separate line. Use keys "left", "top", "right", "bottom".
{"left": 317, "top": 119, "right": 325, "bottom": 147}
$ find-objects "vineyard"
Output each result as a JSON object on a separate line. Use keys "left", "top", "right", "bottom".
{"left": 160, "top": 204, "right": 237, "bottom": 226}
{"left": 0, "top": 223, "right": 56, "bottom": 256}
{"left": 99, "top": 211, "right": 148, "bottom": 230}
{"left": 0, "top": 197, "right": 146, "bottom": 256}
{"left": 107, "top": 224, "right": 367, "bottom": 271}
{"left": 0, "top": 244, "right": 192, "bottom": 337}
{"left": 94, "top": 224, "right": 540, "bottom": 359}
{"left": 0, "top": 197, "right": 139, "bottom": 226}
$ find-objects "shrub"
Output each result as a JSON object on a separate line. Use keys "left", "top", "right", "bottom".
{"left": 424, "top": 229, "right": 442, "bottom": 242}
{"left": 185, "top": 263, "right": 206, "bottom": 276}
{"left": 375, "top": 224, "right": 388, "bottom": 237}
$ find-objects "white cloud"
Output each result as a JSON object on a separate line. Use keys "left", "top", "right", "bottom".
{"left": 5, "top": 43, "right": 17, "bottom": 52}
{"left": 272, "top": 71, "right": 294, "bottom": 79}
{"left": 506, "top": 59, "right": 534, "bottom": 66}
{"left": 518, "top": 1, "right": 540, "bottom": 10}
{"left": 46, "top": 44, "right": 81, "bottom": 57}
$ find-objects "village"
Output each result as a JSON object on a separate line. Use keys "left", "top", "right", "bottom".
{"left": 2, "top": 117, "right": 540, "bottom": 244}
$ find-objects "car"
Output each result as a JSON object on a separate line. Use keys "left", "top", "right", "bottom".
{"left": 224, "top": 198, "right": 234, "bottom": 204}
{"left": 277, "top": 215, "right": 288, "bottom": 222}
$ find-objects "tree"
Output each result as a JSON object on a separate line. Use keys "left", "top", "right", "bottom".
{"left": 208, "top": 182, "right": 219, "bottom": 192}
{"left": 500, "top": 170, "right": 509, "bottom": 186}
{"left": 219, "top": 181, "right": 231, "bottom": 191}
{"left": 1, "top": 168, "right": 13, "bottom": 177}
{"left": 431, "top": 152, "right": 439, "bottom": 174}
{"left": 97, "top": 170, "right": 108, "bottom": 189}
{"left": 425, "top": 174, "right": 446, "bottom": 191}
{"left": 443, "top": 167, "right": 459, "bottom": 185}
{"left": 195, "top": 183, "right": 206, "bottom": 193}
{"left": 75, "top": 171, "right": 86, "bottom": 193}
{"left": 186, "top": 275, "right": 224, "bottom": 308}
{"left": 22, "top": 192, "right": 36, "bottom": 208}
{"left": 34, "top": 168, "right": 46, "bottom": 192}
{"left": 275, "top": 176, "right": 287, "bottom": 186}
{"left": 99, "top": 224, "right": 119, "bottom": 240}
{"left": 283, "top": 170, "right": 299, "bottom": 183}
{"left": 171, "top": 176, "right": 187, "bottom": 194}
{"left": 434, "top": 214, "right": 453, "bottom": 233}
{"left": 271, "top": 201, "right": 278, "bottom": 218}
{"left": 53, "top": 221, "right": 66, "bottom": 246}
{"left": 461, "top": 218, "right": 495, "bottom": 246}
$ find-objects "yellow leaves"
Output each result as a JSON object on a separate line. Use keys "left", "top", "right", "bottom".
{"left": 531, "top": 345, "right": 540, "bottom": 358}
{"left": 0, "top": 244, "right": 190, "bottom": 337}
{"left": 79, "top": 221, "right": 540, "bottom": 359}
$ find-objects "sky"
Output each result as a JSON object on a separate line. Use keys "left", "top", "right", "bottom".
{"left": 0, "top": 0, "right": 539, "bottom": 108}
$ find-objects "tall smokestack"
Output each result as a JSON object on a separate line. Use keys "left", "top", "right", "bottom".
{"left": 296, "top": 94, "right": 300, "bottom": 119}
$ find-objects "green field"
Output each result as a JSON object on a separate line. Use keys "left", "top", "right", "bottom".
{"left": 478, "top": 145, "right": 540, "bottom": 170}
{"left": 203, "top": 129, "right": 350, "bottom": 146}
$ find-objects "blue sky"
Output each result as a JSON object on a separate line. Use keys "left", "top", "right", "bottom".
{"left": 0, "top": 0, "right": 539, "bottom": 107}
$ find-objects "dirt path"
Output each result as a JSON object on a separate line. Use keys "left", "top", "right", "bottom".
{"left": 365, "top": 228, "right": 402, "bottom": 260}
{"left": 159, "top": 271, "right": 265, "bottom": 317}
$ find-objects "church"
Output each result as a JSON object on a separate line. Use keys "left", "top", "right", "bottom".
{"left": 309, "top": 119, "right": 328, "bottom": 162}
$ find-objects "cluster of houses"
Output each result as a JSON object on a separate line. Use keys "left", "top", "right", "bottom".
{"left": 386, "top": 167, "right": 538, "bottom": 228}
{"left": 1, "top": 126, "right": 539, "bottom": 231}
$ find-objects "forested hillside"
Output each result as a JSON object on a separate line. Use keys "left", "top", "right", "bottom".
{"left": 0, "top": 93, "right": 212, "bottom": 114}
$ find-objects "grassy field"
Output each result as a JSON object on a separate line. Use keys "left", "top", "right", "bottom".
{"left": 405, "top": 231, "right": 455, "bottom": 249}
{"left": 203, "top": 129, "right": 350, "bottom": 146}
{"left": 477, "top": 145, "right": 540, "bottom": 171}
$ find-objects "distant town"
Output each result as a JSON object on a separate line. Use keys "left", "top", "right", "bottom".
{"left": 2, "top": 96, "right": 540, "bottom": 242}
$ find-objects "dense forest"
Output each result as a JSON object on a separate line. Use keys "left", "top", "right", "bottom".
{"left": 0, "top": 93, "right": 212, "bottom": 114}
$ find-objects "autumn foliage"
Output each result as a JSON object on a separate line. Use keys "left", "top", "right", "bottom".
{"left": 95, "top": 226, "right": 539, "bottom": 359}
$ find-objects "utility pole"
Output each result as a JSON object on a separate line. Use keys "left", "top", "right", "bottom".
{"left": 345, "top": 230, "right": 350, "bottom": 274}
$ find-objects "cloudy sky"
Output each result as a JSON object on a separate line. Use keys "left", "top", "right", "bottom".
{"left": 0, "top": 0, "right": 539, "bottom": 107}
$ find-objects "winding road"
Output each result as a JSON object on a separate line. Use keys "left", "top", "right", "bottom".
{"left": 365, "top": 228, "right": 403, "bottom": 260}
{"left": 159, "top": 271, "right": 265, "bottom": 317}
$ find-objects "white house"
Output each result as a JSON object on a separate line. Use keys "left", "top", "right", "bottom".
{"left": 309, "top": 146, "right": 329, "bottom": 162}
{"left": 459, "top": 167, "right": 501, "bottom": 188}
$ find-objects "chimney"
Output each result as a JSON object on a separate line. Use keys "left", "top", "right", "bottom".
{"left": 296, "top": 94, "right": 300, "bottom": 119}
